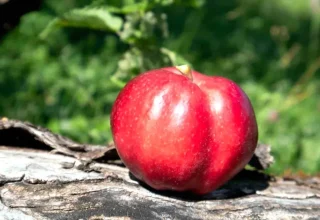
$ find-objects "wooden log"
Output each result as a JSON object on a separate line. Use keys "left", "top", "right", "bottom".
{"left": 0, "top": 118, "right": 319, "bottom": 219}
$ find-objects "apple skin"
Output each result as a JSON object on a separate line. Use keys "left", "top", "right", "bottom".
{"left": 110, "top": 66, "right": 258, "bottom": 195}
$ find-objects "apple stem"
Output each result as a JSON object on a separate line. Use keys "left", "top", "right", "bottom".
{"left": 175, "top": 65, "right": 193, "bottom": 81}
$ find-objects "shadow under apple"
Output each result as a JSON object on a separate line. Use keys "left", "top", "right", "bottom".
{"left": 129, "top": 169, "right": 271, "bottom": 201}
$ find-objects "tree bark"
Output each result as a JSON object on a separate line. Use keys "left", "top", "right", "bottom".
{"left": 0, "top": 118, "right": 319, "bottom": 220}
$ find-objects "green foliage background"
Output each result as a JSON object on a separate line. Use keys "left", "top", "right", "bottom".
{"left": 1, "top": 0, "right": 319, "bottom": 174}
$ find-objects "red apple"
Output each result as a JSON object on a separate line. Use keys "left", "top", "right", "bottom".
{"left": 110, "top": 65, "right": 258, "bottom": 195}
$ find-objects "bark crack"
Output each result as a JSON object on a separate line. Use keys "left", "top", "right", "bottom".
{"left": 0, "top": 174, "right": 25, "bottom": 186}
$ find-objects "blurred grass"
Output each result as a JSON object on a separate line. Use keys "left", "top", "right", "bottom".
{"left": 0, "top": 0, "right": 319, "bottom": 175}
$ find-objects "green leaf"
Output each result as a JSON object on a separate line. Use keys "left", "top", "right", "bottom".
{"left": 40, "top": 7, "right": 123, "bottom": 39}
{"left": 103, "top": 2, "right": 149, "bottom": 14}
{"left": 160, "top": 47, "right": 190, "bottom": 66}
{"left": 119, "top": 12, "right": 169, "bottom": 45}
{"left": 111, "top": 46, "right": 189, "bottom": 88}
{"left": 90, "top": 0, "right": 203, "bottom": 16}
{"left": 91, "top": 0, "right": 179, "bottom": 14}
